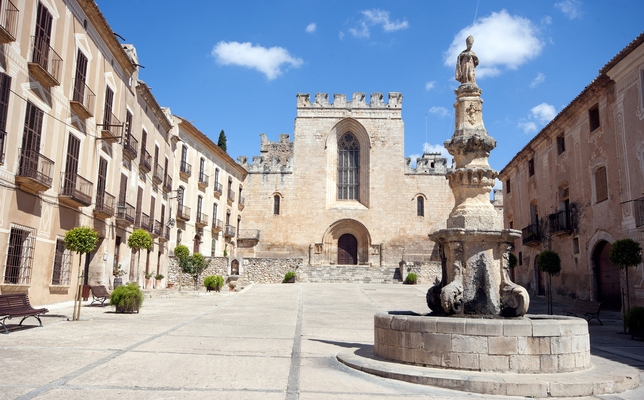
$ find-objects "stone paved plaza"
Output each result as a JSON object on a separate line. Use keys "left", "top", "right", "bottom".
{"left": 1, "top": 283, "right": 643, "bottom": 399}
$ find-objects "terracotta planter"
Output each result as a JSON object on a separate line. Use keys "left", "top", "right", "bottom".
{"left": 155, "top": 279, "right": 162, "bottom": 288}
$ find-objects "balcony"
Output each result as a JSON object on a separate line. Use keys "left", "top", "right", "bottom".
{"left": 153, "top": 164, "right": 164, "bottom": 185}
{"left": 198, "top": 172, "right": 209, "bottom": 190}
{"left": 176, "top": 204, "right": 191, "bottom": 221}
{"left": 164, "top": 226, "right": 170, "bottom": 241}
{"left": 163, "top": 174, "right": 172, "bottom": 193}
{"left": 115, "top": 202, "right": 135, "bottom": 227}
{"left": 16, "top": 149, "right": 54, "bottom": 193}
{"left": 0, "top": 129, "right": 5, "bottom": 165}
{"left": 224, "top": 224, "right": 236, "bottom": 238}
{"left": 94, "top": 191, "right": 115, "bottom": 220}
{"left": 549, "top": 210, "right": 572, "bottom": 235}
{"left": 0, "top": 1, "right": 18, "bottom": 43}
{"left": 122, "top": 134, "right": 138, "bottom": 160}
{"left": 238, "top": 196, "right": 245, "bottom": 211}
{"left": 521, "top": 223, "right": 541, "bottom": 246}
{"left": 100, "top": 112, "right": 122, "bottom": 143}
{"left": 139, "top": 149, "right": 152, "bottom": 173}
{"left": 28, "top": 36, "right": 62, "bottom": 87}
{"left": 137, "top": 212, "right": 151, "bottom": 231}
{"left": 70, "top": 79, "right": 95, "bottom": 119}
{"left": 213, "top": 182, "right": 223, "bottom": 197}
{"left": 227, "top": 188, "right": 235, "bottom": 204}
{"left": 153, "top": 220, "right": 163, "bottom": 237}
{"left": 237, "top": 229, "right": 260, "bottom": 248}
{"left": 179, "top": 161, "right": 192, "bottom": 179}
{"left": 635, "top": 197, "right": 644, "bottom": 228}
{"left": 212, "top": 219, "right": 223, "bottom": 232}
{"left": 195, "top": 212, "right": 209, "bottom": 228}
{"left": 59, "top": 172, "right": 93, "bottom": 208}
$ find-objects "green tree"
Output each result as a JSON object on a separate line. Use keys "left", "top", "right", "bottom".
{"left": 217, "top": 129, "right": 227, "bottom": 152}
{"left": 174, "top": 245, "right": 210, "bottom": 290}
{"left": 64, "top": 226, "right": 99, "bottom": 321}
{"left": 127, "top": 229, "right": 153, "bottom": 283}
{"left": 538, "top": 250, "right": 561, "bottom": 315}
{"left": 609, "top": 238, "right": 643, "bottom": 326}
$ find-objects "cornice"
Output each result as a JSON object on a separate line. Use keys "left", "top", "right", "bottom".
{"left": 136, "top": 81, "right": 173, "bottom": 133}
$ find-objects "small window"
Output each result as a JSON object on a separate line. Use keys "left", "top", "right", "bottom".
{"left": 572, "top": 237, "right": 580, "bottom": 254}
{"left": 557, "top": 133, "right": 566, "bottom": 155}
{"left": 505, "top": 179, "right": 511, "bottom": 194}
{"left": 3, "top": 225, "right": 36, "bottom": 284}
{"left": 509, "top": 220, "right": 513, "bottom": 229}
{"left": 589, "top": 104, "right": 600, "bottom": 132}
{"left": 594, "top": 166, "right": 608, "bottom": 203}
{"left": 417, "top": 196, "right": 424, "bottom": 217}
{"left": 273, "top": 195, "right": 280, "bottom": 215}
{"left": 177, "top": 229, "right": 182, "bottom": 244}
{"left": 528, "top": 158, "right": 534, "bottom": 177}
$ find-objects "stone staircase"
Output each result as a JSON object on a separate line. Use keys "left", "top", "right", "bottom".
{"left": 297, "top": 265, "right": 403, "bottom": 284}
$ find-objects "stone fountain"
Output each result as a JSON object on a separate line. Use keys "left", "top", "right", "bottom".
{"left": 338, "top": 37, "right": 639, "bottom": 397}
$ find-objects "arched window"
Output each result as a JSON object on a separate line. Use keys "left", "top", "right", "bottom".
{"left": 338, "top": 132, "right": 359, "bottom": 200}
{"left": 417, "top": 196, "right": 424, "bottom": 217}
{"left": 273, "top": 195, "right": 280, "bottom": 215}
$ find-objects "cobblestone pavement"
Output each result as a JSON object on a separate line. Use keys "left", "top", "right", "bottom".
{"left": 1, "top": 283, "right": 642, "bottom": 399}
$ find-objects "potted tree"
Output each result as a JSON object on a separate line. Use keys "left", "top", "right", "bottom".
{"left": 537, "top": 250, "right": 561, "bottom": 315}
{"left": 144, "top": 271, "right": 154, "bottom": 289}
{"left": 283, "top": 271, "right": 296, "bottom": 283}
{"left": 110, "top": 282, "right": 143, "bottom": 313}
{"left": 64, "top": 226, "right": 99, "bottom": 321}
{"left": 625, "top": 306, "right": 644, "bottom": 339}
{"left": 204, "top": 275, "right": 224, "bottom": 292}
{"left": 609, "top": 238, "right": 643, "bottom": 332}
{"left": 127, "top": 229, "right": 153, "bottom": 285}
{"left": 155, "top": 274, "right": 164, "bottom": 288}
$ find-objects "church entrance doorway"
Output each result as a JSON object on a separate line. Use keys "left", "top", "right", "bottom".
{"left": 338, "top": 234, "right": 357, "bottom": 265}
{"left": 593, "top": 240, "right": 621, "bottom": 310}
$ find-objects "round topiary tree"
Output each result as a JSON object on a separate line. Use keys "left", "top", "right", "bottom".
{"left": 64, "top": 226, "right": 99, "bottom": 321}
{"left": 127, "top": 229, "right": 153, "bottom": 284}
{"left": 538, "top": 250, "right": 561, "bottom": 315}
{"left": 609, "top": 238, "right": 643, "bottom": 315}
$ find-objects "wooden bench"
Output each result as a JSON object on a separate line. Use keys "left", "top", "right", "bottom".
{"left": 0, "top": 293, "right": 49, "bottom": 334}
{"left": 564, "top": 300, "right": 602, "bottom": 325}
{"left": 89, "top": 285, "right": 110, "bottom": 307}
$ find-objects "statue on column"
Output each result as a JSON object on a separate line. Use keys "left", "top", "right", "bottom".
{"left": 455, "top": 35, "right": 478, "bottom": 85}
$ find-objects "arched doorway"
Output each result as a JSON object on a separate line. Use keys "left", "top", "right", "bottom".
{"left": 338, "top": 234, "right": 358, "bottom": 265}
{"left": 593, "top": 240, "right": 621, "bottom": 310}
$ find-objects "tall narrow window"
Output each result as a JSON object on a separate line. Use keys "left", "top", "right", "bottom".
{"left": 505, "top": 178, "right": 511, "bottom": 194}
{"left": 97, "top": 157, "right": 108, "bottom": 208}
{"left": 273, "top": 195, "right": 280, "bottom": 215}
{"left": 0, "top": 73, "right": 11, "bottom": 165}
{"left": 3, "top": 225, "right": 35, "bottom": 284}
{"left": 20, "top": 102, "right": 44, "bottom": 177}
{"left": 595, "top": 166, "right": 608, "bottom": 203}
{"left": 197, "top": 195, "right": 203, "bottom": 222}
{"left": 417, "top": 196, "right": 424, "bottom": 217}
{"left": 119, "top": 173, "right": 127, "bottom": 205}
{"left": 338, "top": 132, "right": 359, "bottom": 200}
{"left": 528, "top": 158, "right": 534, "bottom": 177}
{"left": 135, "top": 186, "right": 143, "bottom": 226}
{"left": 589, "top": 104, "right": 600, "bottom": 132}
{"left": 103, "top": 86, "right": 114, "bottom": 128}
{"left": 62, "top": 134, "right": 80, "bottom": 194}
{"left": 72, "top": 50, "right": 88, "bottom": 104}
{"left": 52, "top": 239, "right": 70, "bottom": 285}
{"left": 33, "top": 2, "right": 53, "bottom": 68}
{"left": 213, "top": 203, "right": 218, "bottom": 220}
{"left": 199, "top": 158, "right": 205, "bottom": 180}
{"left": 557, "top": 133, "right": 566, "bottom": 155}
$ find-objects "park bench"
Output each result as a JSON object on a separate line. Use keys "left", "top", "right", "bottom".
{"left": 0, "top": 293, "right": 49, "bottom": 334}
{"left": 564, "top": 300, "right": 602, "bottom": 325}
{"left": 89, "top": 285, "right": 110, "bottom": 307}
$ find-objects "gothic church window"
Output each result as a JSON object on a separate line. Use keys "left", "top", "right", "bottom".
{"left": 337, "top": 132, "right": 359, "bottom": 200}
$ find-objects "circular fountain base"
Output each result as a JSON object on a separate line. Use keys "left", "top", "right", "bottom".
{"left": 374, "top": 313, "right": 590, "bottom": 373}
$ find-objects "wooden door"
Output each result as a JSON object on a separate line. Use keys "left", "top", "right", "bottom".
{"left": 594, "top": 241, "right": 621, "bottom": 310}
{"left": 338, "top": 234, "right": 357, "bottom": 265}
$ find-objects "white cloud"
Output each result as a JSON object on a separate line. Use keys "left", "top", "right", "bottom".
{"left": 349, "top": 22, "right": 370, "bottom": 38}
{"left": 362, "top": 9, "right": 409, "bottom": 32}
{"left": 444, "top": 10, "right": 544, "bottom": 79}
{"left": 518, "top": 121, "right": 537, "bottom": 134}
{"left": 429, "top": 106, "right": 449, "bottom": 118}
{"left": 530, "top": 103, "right": 556, "bottom": 124}
{"left": 530, "top": 72, "right": 546, "bottom": 88}
{"left": 425, "top": 81, "right": 436, "bottom": 91}
{"left": 556, "top": 0, "right": 583, "bottom": 20}
{"left": 212, "top": 41, "right": 303, "bottom": 80}
{"left": 338, "top": 31, "right": 345, "bottom": 40}
{"left": 305, "top": 23, "right": 316, "bottom": 33}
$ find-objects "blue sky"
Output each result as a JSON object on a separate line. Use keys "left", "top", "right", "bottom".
{"left": 96, "top": 0, "right": 643, "bottom": 173}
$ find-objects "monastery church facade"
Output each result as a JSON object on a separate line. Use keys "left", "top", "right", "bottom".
{"left": 238, "top": 92, "right": 454, "bottom": 271}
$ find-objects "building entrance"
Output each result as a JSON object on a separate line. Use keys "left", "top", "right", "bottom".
{"left": 338, "top": 234, "right": 357, "bottom": 265}
{"left": 593, "top": 240, "right": 621, "bottom": 310}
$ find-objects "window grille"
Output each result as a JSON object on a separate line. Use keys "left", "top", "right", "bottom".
{"left": 3, "top": 224, "right": 36, "bottom": 284}
{"left": 51, "top": 239, "right": 71, "bottom": 285}
{"left": 338, "top": 132, "right": 359, "bottom": 200}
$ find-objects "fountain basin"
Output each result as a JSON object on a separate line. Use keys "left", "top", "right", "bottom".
{"left": 374, "top": 312, "right": 590, "bottom": 373}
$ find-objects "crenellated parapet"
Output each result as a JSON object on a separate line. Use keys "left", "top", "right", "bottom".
{"left": 404, "top": 152, "right": 449, "bottom": 175}
{"left": 239, "top": 133, "right": 294, "bottom": 174}
{"left": 296, "top": 92, "right": 402, "bottom": 119}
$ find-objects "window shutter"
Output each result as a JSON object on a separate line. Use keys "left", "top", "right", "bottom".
{"left": 595, "top": 167, "right": 608, "bottom": 203}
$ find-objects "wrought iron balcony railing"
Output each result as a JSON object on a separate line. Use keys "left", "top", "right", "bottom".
{"left": 100, "top": 111, "right": 122, "bottom": 142}
{"left": 153, "top": 164, "right": 164, "bottom": 184}
{"left": 214, "top": 182, "right": 223, "bottom": 195}
{"left": 59, "top": 172, "right": 93, "bottom": 207}
{"left": 238, "top": 196, "right": 245, "bottom": 209}
{"left": 70, "top": 79, "right": 95, "bottom": 119}
{"left": 0, "top": 0, "right": 18, "bottom": 43}
{"left": 29, "top": 35, "right": 62, "bottom": 86}
{"left": 153, "top": 220, "right": 163, "bottom": 237}
{"left": 123, "top": 133, "right": 138, "bottom": 160}
{"left": 94, "top": 190, "right": 115, "bottom": 219}
{"left": 227, "top": 188, "right": 235, "bottom": 202}
{"left": 196, "top": 212, "right": 209, "bottom": 227}
{"left": 549, "top": 210, "right": 572, "bottom": 234}
{"left": 180, "top": 161, "right": 191, "bottom": 177}
{"left": 139, "top": 148, "right": 152, "bottom": 173}
{"left": 163, "top": 174, "right": 172, "bottom": 192}
{"left": 521, "top": 223, "right": 541, "bottom": 246}
{"left": 116, "top": 202, "right": 136, "bottom": 224}
{"left": 176, "top": 204, "right": 191, "bottom": 221}
{"left": 198, "top": 172, "right": 209, "bottom": 188}
{"left": 224, "top": 224, "right": 236, "bottom": 237}
{"left": 138, "top": 212, "right": 151, "bottom": 231}
{"left": 17, "top": 148, "right": 54, "bottom": 192}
